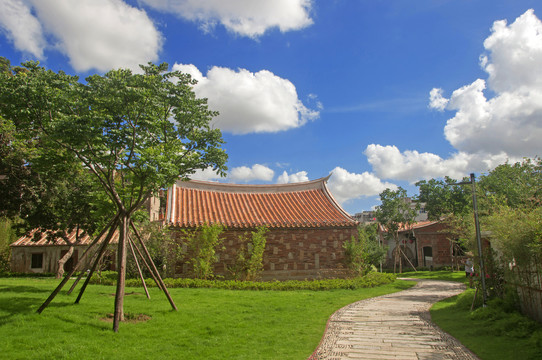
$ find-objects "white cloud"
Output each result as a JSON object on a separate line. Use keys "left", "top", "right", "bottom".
{"left": 189, "top": 167, "right": 223, "bottom": 181}
{"left": 140, "top": 0, "right": 313, "bottom": 38}
{"left": 327, "top": 167, "right": 397, "bottom": 205}
{"left": 173, "top": 63, "right": 319, "bottom": 134}
{"left": 276, "top": 170, "right": 309, "bottom": 184}
{"left": 0, "top": 0, "right": 162, "bottom": 72}
{"left": 0, "top": 0, "right": 45, "bottom": 59}
{"left": 229, "top": 164, "right": 274, "bottom": 182}
{"left": 28, "top": 0, "right": 162, "bottom": 72}
{"left": 364, "top": 9, "right": 542, "bottom": 186}
{"left": 428, "top": 88, "right": 448, "bottom": 111}
{"left": 364, "top": 144, "right": 512, "bottom": 183}
{"left": 435, "top": 9, "right": 542, "bottom": 158}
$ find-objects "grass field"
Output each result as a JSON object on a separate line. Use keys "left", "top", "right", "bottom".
{"left": 431, "top": 289, "right": 542, "bottom": 360}
{"left": 0, "top": 277, "right": 413, "bottom": 360}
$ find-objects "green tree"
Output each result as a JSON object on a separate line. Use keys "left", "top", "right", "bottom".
{"left": 0, "top": 61, "right": 227, "bottom": 331}
{"left": 343, "top": 223, "right": 387, "bottom": 276}
{"left": 0, "top": 64, "right": 114, "bottom": 278}
{"left": 375, "top": 187, "right": 418, "bottom": 273}
{"left": 415, "top": 177, "right": 472, "bottom": 220}
{"left": 478, "top": 158, "right": 542, "bottom": 212}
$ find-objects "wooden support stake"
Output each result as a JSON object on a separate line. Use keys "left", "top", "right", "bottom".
{"left": 128, "top": 235, "right": 150, "bottom": 299}
{"left": 128, "top": 236, "right": 164, "bottom": 291}
{"left": 37, "top": 215, "right": 119, "bottom": 314}
{"left": 399, "top": 247, "right": 417, "bottom": 272}
{"left": 75, "top": 220, "right": 118, "bottom": 304}
{"left": 130, "top": 220, "right": 177, "bottom": 311}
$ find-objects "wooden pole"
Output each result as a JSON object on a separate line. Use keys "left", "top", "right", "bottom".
{"left": 75, "top": 221, "right": 117, "bottom": 304}
{"left": 399, "top": 247, "right": 417, "bottom": 272}
{"left": 130, "top": 220, "right": 177, "bottom": 311}
{"left": 37, "top": 215, "right": 118, "bottom": 314}
{"left": 129, "top": 236, "right": 164, "bottom": 291}
{"left": 128, "top": 235, "right": 150, "bottom": 299}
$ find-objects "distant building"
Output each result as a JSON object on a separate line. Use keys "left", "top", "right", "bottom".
{"left": 402, "top": 197, "right": 428, "bottom": 222}
{"left": 352, "top": 211, "right": 377, "bottom": 224}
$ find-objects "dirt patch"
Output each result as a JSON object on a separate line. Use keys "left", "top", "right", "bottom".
{"left": 100, "top": 313, "right": 152, "bottom": 323}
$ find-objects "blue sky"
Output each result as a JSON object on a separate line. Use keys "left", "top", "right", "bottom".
{"left": 1, "top": 0, "right": 541, "bottom": 214}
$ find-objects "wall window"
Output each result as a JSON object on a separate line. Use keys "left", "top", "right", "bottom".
{"left": 31, "top": 253, "right": 43, "bottom": 269}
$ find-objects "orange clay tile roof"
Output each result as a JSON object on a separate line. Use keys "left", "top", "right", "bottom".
{"left": 379, "top": 220, "right": 441, "bottom": 233}
{"left": 11, "top": 228, "right": 119, "bottom": 247}
{"left": 166, "top": 175, "right": 357, "bottom": 229}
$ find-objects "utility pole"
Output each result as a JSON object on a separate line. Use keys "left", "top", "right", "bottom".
{"left": 450, "top": 173, "right": 487, "bottom": 306}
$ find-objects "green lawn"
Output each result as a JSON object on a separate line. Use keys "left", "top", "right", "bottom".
{"left": 431, "top": 289, "right": 542, "bottom": 360}
{"left": 397, "top": 269, "right": 469, "bottom": 283}
{"left": 0, "top": 277, "right": 413, "bottom": 360}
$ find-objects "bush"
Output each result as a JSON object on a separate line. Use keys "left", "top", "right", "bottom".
{"left": 229, "top": 226, "right": 268, "bottom": 281}
{"left": 88, "top": 271, "right": 397, "bottom": 291}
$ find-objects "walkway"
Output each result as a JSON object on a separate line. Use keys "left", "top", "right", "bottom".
{"left": 309, "top": 279, "right": 479, "bottom": 360}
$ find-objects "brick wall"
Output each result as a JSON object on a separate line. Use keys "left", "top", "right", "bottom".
{"left": 414, "top": 222, "right": 453, "bottom": 267}
{"left": 172, "top": 226, "right": 357, "bottom": 280}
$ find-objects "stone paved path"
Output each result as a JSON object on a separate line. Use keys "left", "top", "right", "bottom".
{"left": 309, "top": 279, "right": 479, "bottom": 360}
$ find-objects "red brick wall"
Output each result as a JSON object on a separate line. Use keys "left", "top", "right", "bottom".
{"left": 172, "top": 226, "right": 357, "bottom": 280}
{"left": 414, "top": 222, "right": 453, "bottom": 267}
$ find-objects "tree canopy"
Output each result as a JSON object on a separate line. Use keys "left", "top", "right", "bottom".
{"left": 375, "top": 187, "right": 418, "bottom": 273}
{"left": 0, "top": 60, "right": 228, "bottom": 331}
{"left": 415, "top": 176, "right": 472, "bottom": 220}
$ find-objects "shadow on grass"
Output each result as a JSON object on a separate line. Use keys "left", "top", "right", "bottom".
{"left": 0, "top": 285, "right": 51, "bottom": 294}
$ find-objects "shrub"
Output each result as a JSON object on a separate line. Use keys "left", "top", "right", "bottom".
{"left": 88, "top": 271, "right": 397, "bottom": 291}
{"left": 229, "top": 226, "right": 268, "bottom": 281}
{"left": 343, "top": 224, "right": 386, "bottom": 276}
{"left": 181, "top": 224, "right": 224, "bottom": 279}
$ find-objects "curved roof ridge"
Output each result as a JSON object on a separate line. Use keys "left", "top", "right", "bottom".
{"left": 169, "top": 174, "right": 357, "bottom": 228}
{"left": 178, "top": 174, "right": 331, "bottom": 194}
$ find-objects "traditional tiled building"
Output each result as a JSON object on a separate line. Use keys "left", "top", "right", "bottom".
{"left": 10, "top": 229, "right": 118, "bottom": 274}
{"left": 166, "top": 176, "right": 358, "bottom": 280}
{"left": 380, "top": 220, "right": 462, "bottom": 269}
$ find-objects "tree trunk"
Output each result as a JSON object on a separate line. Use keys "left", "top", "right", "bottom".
{"left": 113, "top": 214, "right": 128, "bottom": 332}
{"left": 56, "top": 246, "right": 74, "bottom": 279}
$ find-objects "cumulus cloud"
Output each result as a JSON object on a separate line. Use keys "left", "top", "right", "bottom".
{"left": 229, "top": 164, "right": 274, "bottom": 182}
{"left": 173, "top": 63, "right": 319, "bottom": 134}
{"left": 0, "top": 0, "right": 45, "bottom": 59}
{"left": 140, "top": 0, "right": 313, "bottom": 38}
{"left": 433, "top": 9, "right": 542, "bottom": 158}
{"left": 0, "top": 0, "right": 162, "bottom": 72}
{"left": 428, "top": 88, "right": 448, "bottom": 111}
{"left": 364, "top": 144, "right": 511, "bottom": 183}
{"left": 366, "top": 10, "right": 542, "bottom": 185}
{"left": 189, "top": 167, "right": 223, "bottom": 181}
{"left": 30, "top": 0, "right": 162, "bottom": 72}
{"left": 276, "top": 170, "right": 309, "bottom": 184}
{"left": 327, "top": 167, "right": 397, "bottom": 205}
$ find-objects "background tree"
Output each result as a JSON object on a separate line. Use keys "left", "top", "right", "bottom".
{"left": 375, "top": 187, "right": 418, "bottom": 273}
{"left": 0, "top": 61, "right": 227, "bottom": 331}
{"left": 343, "top": 223, "right": 387, "bottom": 276}
{"left": 0, "top": 62, "right": 114, "bottom": 278}
{"left": 415, "top": 176, "right": 471, "bottom": 220}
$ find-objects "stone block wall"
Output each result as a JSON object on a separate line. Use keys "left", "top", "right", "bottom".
{"left": 172, "top": 226, "right": 357, "bottom": 280}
